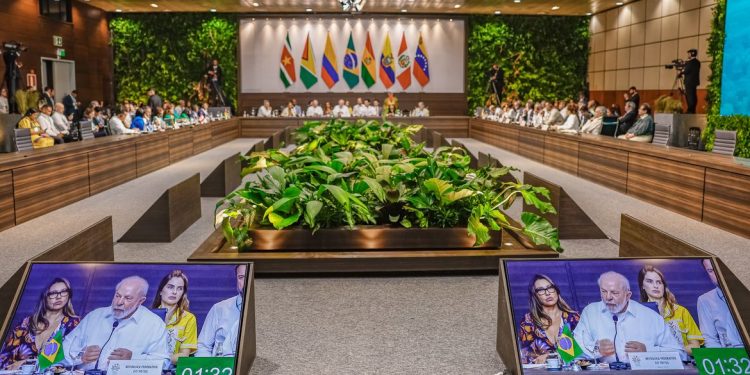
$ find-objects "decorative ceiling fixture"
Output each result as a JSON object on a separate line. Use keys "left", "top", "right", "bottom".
{"left": 340, "top": 0, "right": 366, "bottom": 12}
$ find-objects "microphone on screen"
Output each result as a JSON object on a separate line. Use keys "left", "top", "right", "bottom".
{"left": 608, "top": 315, "right": 630, "bottom": 370}
{"left": 86, "top": 320, "right": 120, "bottom": 375}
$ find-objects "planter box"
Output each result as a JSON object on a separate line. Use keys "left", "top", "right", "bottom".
{"left": 230, "top": 225, "right": 502, "bottom": 251}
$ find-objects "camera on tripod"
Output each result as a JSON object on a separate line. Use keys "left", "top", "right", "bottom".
{"left": 2, "top": 41, "right": 28, "bottom": 54}
{"left": 664, "top": 58, "right": 686, "bottom": 70}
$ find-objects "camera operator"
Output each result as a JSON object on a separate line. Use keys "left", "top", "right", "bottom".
{"left": 2, "top": 41, "right": 27, "bottom": 113}
{"left": 486, "top": 63, "right": 504, "bottom": 103}
{"left": 680, "top": 49, "right": 701, "bottom": 114}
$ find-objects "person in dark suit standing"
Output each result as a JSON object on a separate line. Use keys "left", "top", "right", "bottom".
{"left": 62, "top": 90, "right": 77, "bottom": 118}
{"left": 42, "top": 86, "right": 55, "bottom": 108}
{"left": 680, "top": 49, "right": 701, "bottom": 114}
{"left": 617, "top": 101, "right": 638, "bottom": 136}
{"left": 147, "top": 88, "right": 163, "bottom": 115}
{"left": 624, "top": 86, "right": 640, "bottom": 109}
{"left": 486, "top": 63, "right": 504, "bottom": 104}
{"left": 206, "top": 58, "right": 226, "bottom": 106}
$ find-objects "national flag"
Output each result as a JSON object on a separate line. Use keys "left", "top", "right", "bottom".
{"left": 321, "top": 33, "right": 339, "bottom": 89}
{"left": 343, "top": 32, "right": 360, "bottom": 89}
{"left": 556, "top": 324, "right": 583, "bottom": 363}
{"left": 413, "top": 33, "right": 430, "bottom": 87}
{"left": 396, "top": 32, "right": 412, "bottom": 90}
{"left": 379, "top": 33, "right": 396, "bottom": 89}
{"left": 361, "top": 32, "right": 376, "bottom": 88}
{"left": 279, "top": 32, "right": 296, "bottom": 88}
{"left": 38, "top": 329, "right": 65, "bottom": 370}
{"left": 300, "top": 33, "right": 318, "bottom": 89}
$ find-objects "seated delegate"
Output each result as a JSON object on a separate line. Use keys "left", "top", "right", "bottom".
{"left": 617, "top": 104, "right": 654, "bottom": 143}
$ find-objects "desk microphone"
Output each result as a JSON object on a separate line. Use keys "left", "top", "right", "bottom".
{"left": 86, "top": 320, "right": 119, "bottom": 375}
{"left": 609, "top": 315, "right": 630, "bottom": 370}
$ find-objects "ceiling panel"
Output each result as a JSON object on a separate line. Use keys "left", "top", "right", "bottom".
{"left": 76, "top": 0, "right": 626, "bottom": 16}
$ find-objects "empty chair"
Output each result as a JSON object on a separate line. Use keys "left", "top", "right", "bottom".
{"left": 651, "top": 123, "right": 671, "bottom": 146}
{"left": 78, "top": 120, "right": 94, "bottom": 140}
{"left": 14, "top": 128, "right": 33, "bottom": 151}
{"left": 600, "top": 116, "right": 618, "bottom": 137}
{"left": 712, "top": 130, "right": 737, "bottom": 156}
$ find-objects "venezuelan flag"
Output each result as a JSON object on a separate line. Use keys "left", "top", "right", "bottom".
{"left": 299, "top": 33, "right": 318, "bottom": 89}
{"left": 556, "top": 324, "right": 583, "bottom": 363}
{"left": 379, "top": 33, "right": 395, "bottom": 89}
{"left": 321, "top": 33, "right": 339, "bottom": 89}
{"left": 361, "top": 32, "right": 376, "bottom": 88}
{"left": 413, "top": 33, "right": 430, "bottom": 87}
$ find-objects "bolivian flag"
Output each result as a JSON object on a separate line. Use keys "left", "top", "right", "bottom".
{"left": 38, "top": 329, "right": 65, "bottom": 370}
{"left": 279, "top": 32, "right": 296, "bottom": 88}
{"left": 413, "top": 33, "right": 430, "bottom": 87}
{"left": 343, "top": 31, "right": 359, "bottom": 89}
{"left": 379, "top": 33, "right": 396, "bottom": 89}
{"left": 321, "top": 33, "right": 339, "bottom": 89}
{"left": 361, "top": 32, "right": 376, "bottom": 88}
{"left": 300, "top": 33, "right": 318, "bottom": 89}
{"left": 556, "top": 324, "right": 583, "bottom": 363}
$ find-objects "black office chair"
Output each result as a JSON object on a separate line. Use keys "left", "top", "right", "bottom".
{"left": 78, "top": 120, "right": 94, "bottom": 140}
{"left": 14, "top": 128, "right": 33, "bottom": 151}
{"left": 600, "top": 116, "right": 618, "bottom": 137}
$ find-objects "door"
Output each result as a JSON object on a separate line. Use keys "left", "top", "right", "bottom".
{"left": 40, "top": 57, "right": 76, "bottom": 101}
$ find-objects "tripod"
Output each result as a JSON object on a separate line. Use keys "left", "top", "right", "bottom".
{"left": 485, "top": 79, "right": 500, "bottom": 106}
{"left": 670, "top": 72, "right": 686, "bottom": 98}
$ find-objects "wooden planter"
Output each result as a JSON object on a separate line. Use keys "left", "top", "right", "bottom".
{"left": 227, "top": 225, "right": 502, "bottom": 252}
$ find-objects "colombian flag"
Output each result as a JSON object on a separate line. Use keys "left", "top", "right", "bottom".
{"left": 343, "top": 31, "right": 360, "bottom": 89}
{"left": 396, "top": 32, "right": 411, "bottom": 90}
{"left": 300, "top": 33, "right": 318, "bottom": 89}
{"left": 38, "top": 329, "right": 65, "bottom": 370}
{"left": 556, "top": 324, "right": 583, "bottom": 363}
{"left": 321, "top": 33, "right": 339, "bottom": 89}
{"left": 279, "top": 32, "right": 296, "bottom": 88}
{"left": 361, "top": 32, "right": 376, "bottom": 88}
{"left": 413, "top": 33, "right": 430, "bottom": 87}
{"left": 379, "top": 33, "right": 395, "bottom": 89}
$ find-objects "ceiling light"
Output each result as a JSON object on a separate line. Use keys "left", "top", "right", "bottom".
{"left": 340, "top": 0, "right": 365, "bottom": 12}
{"left": 616, "top": 1, "right": 623, "bottom": 4}
{"left": 115, "top": 8, "right": 122, "bottom": 12}
{"left": 514, "top": 0, "right": 521, "bottom": 3}
{"left": 586, "top": 12, "right": 592, "bottom": 15}
{"left": 551, "top": 5, "right": 560, "bottom": 10}
{"left": 252, "top": 2, "right": 259, "bottom": 6}
{"left": 401, "top": 9, "right": 407, "bottom": 12}
{"left": 305, "top": 8, "right": 312, "bottom": 12}
{"left": 494, "top": 10, "right": 501, "bottom": 14}
{"left": 150, "top": 3, "right": 158, "bottom": 7}
{"left": 210, "top": 8, "right": 216, "bottom": 12}
{"left": 453, "top": 4, "right": 461, "bottom": 8}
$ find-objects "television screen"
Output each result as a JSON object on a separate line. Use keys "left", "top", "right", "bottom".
{"left": 503, "top": 258, "right": 746, "bottom": 371}
{"left": 0, "top": 263, "right": 250, "bottom": 372}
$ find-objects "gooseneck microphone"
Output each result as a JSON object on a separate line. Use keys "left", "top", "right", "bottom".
{"left": 609, "top": 315, "right": 630, "bottom": 370}
{"left": 612, "top": 315, "right": 620, "bottom": 363}
{"left": 93, "top": 320, "right": 119, "bottom": 370}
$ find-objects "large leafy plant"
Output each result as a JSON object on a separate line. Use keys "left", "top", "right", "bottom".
{"left": 217, "top": 119, "right": 561, "bottom": 252}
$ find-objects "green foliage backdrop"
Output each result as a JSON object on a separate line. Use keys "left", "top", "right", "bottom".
{"left": 467, "top": 16, "right": 590, "bottom": 111}
{"left": 110, "top": 14, "right": 238, "bottom": 109}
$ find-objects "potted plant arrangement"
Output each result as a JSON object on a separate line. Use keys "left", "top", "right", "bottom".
{"left": 216, "top": 119, "right": 562, "bottom": 252}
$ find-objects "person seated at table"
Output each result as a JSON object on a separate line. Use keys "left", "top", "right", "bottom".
{"left": 638, "top": 265, "right": 703, "bottom": 357}
{"left": 163, "top": 104, "right": 176, "bottom": 128}
{"left": 189, "top": 104, "right": 201, "bottom": 122}
{"left": 63, "top": 276, "right": 169, "bottom": 371}
{"left": 152, "top": 107, "right": 167, "bottom": 131}
{"left": 52, "top": 103, "right": 74, "bottom": 142}
{"left": 91, "top": 107, "right": 108, "bottom": 137}
{"left": 363, "top": 99, "right": 377, "bottom": 117}
{"left": 372, "top": 99, "right": 383, "bottom": 117}
{"left": 0, "top": 278, "right": 80, "bottom": 370}
{"left": 17, "top": 108, "right": 55, "bottom": 148}
{"left": 257, "top": 100, "right": 273, "bottom": 117}
{"left": 199, "top": 103, "right": 209, "bottom": 119}
{"left": 175, "top": 107, "right": 190, "bottom": 123}
{"left": 698, "top": 259, "right": 744, "bottom": 348}
{"left": 352, "top": 97, "right": 366, "bottom": 117}
{"left": 82, "top": 107, "right": 107, "bottom": 138}
{"left": 290, "top": 98, "right": 302, "bottom": 117}
{"left": 281, "top": 101, "right": 296, "bottom": 117}
{"left": 553, "top": 103, "right": 580, "bottom": 134}
{"left": 543, "top": 101, "right": 564, "bottom": 127}
{"left": 332, "top": 99, "right": 351, "bottom": 118}
{"left": 37, "top": 104, "right": 64, "bottom": 144}
{"left": 130, "top": 108, "right": 148, "bottom": 131}
{"left": 517, "top": 274, "right": 580, "bottom": 364}
{"left": 323, "top": 101, "right": 333, "bottom": 117}
{"left": 383, "top": 92, "right": 398, "bottom": 115}
{"left": 580, "top": 106, "right": 606, "bottom": 135}
{"left": 140, "top": 107, "right": 154, "bottom": 132}
{"left": 150, "top": 270, "right": 197, "bottom": 365}
{"left": 306, "top": 100, "right": 323, "bottom": 117}
{"left": 617, "top": 103, "right": 654, "bottom": 143}
{"left": 109, "top": 107, "right": 139, "bottom": 135}
{"left": 411, "top": 102, "right": 430, "bottom": 117}
{"left": 617, "top": 102, "right": 636, "bottom": 134}
{"left": 197, "top": 265, "right": 246, "bottom": 358}
{"left": 573, "top": 271, "right": 683, "bottom": 363}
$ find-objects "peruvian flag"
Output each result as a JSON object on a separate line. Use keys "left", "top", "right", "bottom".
{"left": 396, "top": 32, "right": 411, "bottom": 90}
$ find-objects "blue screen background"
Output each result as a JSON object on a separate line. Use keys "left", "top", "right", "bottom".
{"left": 720, "top": 0, "right": 750, "bottom": 115}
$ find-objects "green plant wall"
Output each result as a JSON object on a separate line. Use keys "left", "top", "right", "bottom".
{"left": 467, "top": 16, "right": 590, "bottom": 111}
{"left": 110, "top": 14, "right": 238, "bottom": 109}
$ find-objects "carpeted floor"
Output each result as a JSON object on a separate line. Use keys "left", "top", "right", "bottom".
{"left": 0, "top": 136, "right": 748, "bottom": 375}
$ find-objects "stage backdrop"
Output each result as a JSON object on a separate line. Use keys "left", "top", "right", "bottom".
{"left": 239, "top": 17, "right": 465, "bottom": 94}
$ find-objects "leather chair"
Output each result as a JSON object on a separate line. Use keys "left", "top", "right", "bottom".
{"left": 601, "top": 116, "right": 618, "bottom": 137}
{"left": 78, "top": 120, "right": 94, "bottom": 140}
{"left": 651, "top": 123, "right": 671, "bottom": 146}
{"left": 14, "top": 128, "right": 33, "bottom": 151}
{"left": 712, "top": 130, "right": 737, "bottom": 156}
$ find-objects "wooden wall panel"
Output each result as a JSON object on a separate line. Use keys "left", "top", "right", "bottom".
{"left": 517, "top": 132, "right": 545, "bottom": 163}
{"left": 89, "top": 143, "right": 137, "bottom": 195}
{"left": 626, "top": 153, "right": 705, "bottom": 221}
{"left": 240, "top": 118, "right": 299, "bottom": 138}
{"left": 398, "top": 117, "right": 469, "bottom": 138}
{"left": 703, "top": 169, "right": 750, "bottom": 239}
{"left": 577, "top": 143, "right": 628, "bottom": 193}
{"left": 169, "top": 130, "right": 194, "bottom": 163}
{"left": 0, "top": 171, "right": 14, "bottom": 231}
{"left": 136, "top": 136, "right": 170, "bottom": 177}
{"left": 468, "top": 120, "right": 505, "bottom": 150}
{"left": 543, "top": 137, "right": 579, "bottom": 175}
{"left": 212, "top": 121, "right": 239, "bottom": 146}
{"left": 13, "top": 154, "right": 90, "bottom": 224}
{"left": 192, "top": 126, "right": 213, "bottom": 155}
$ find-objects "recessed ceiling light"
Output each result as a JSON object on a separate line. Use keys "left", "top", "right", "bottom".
{"left": 453, "top": 4, "right": 461, "bottom": 8}
{"left": 252, "top": 2, "right": 259, "bottom": 6}
{"left": 305, "top": 8, "right": 312, "bottom": 12}
{"left": 401, "top": 9, "right": 407, "bottom": 12}
{"left": 115, "top": 8, "right": 122, "bottom": 12}
{"left": 616, "top": 1, "right": 623, "bottom": 4}
{"left": 150, "top": 3, "right": 158, "bottom": 7}
{"left": 494, "top": 10, "right": 501, "bottom": 14}
{"left": 210, "top": 8, "right": 216, "bottom": 12}
{"left": 586, "top": 12, "right": 592, "bottom": 15}
{"left": 514, "top": 0, "right": 521, "bottom": 3}
{"left": 551, "top": 5, "right": 560, "bottom": 10}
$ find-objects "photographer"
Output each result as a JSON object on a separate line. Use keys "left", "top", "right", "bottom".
{"left": 486, "top": 63, "right": 504, "bottom": 103}
{"left": 680, "top": 49, "right": 701, "bottom": 114}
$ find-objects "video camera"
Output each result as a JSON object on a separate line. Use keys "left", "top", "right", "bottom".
{"left": 664, "top": 58, "right": 686, "bottom": 71}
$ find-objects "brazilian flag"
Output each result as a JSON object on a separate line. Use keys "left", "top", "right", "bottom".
{"left": 556, "top": 325, "right": 583, "bottom": 363}
{"left": 38, "top": 329, "right": 65, "bottom": 370}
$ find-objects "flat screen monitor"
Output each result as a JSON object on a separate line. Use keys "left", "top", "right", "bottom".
{"left": 503, "top": 258, "right": 747, "bottom": 372}
{"left": 0, "top": 263, "right": 251, "bottom": 373}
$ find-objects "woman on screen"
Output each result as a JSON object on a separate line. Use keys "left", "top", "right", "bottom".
{"left": 151, "top": 270, "right": 198, "bottom": 365}
{"left": 517, "top": 274, "right": 580, "bottom": 364}
{"left": 0, "top": 278, "right": 80, "bottom": 370}
{"left": 638, "top": 265, "right": 703, "bottom": 356}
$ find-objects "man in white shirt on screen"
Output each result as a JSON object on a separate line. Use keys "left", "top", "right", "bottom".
{"left": 63, "top": 276, "right": 169, "bottom": 371}
{"left": 196, "top": 264, "right": 247, "bottom": 357}
{"left": 332, "top": 99, "right": 351, "bottom": 118}
{"left": 573, "top": 271, "right": 684, "bottom": 363}
{"left": 697, "top": 259, "right": 744, "bottom": 348}
{"left": 306, "top": 100, "right": 323, "bottom": 117}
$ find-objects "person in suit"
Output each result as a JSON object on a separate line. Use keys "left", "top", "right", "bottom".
{"left": 206, "top": 58, "right": 226, "bottom": 106}
{"left": 680, "top": 49, "right": 701, "bottom": 114}
{"left": 41, "top": 87, "right": 55, "bottom": 108}
{"left": 147, "top": 88, "right": 163, "bottom": 115}
{"left": 623, "top": 87, "right": 640, "bottom": 109}
{"left": 617, "top": 101, "right": 637, "bottom": 135}
{"left": 62, "top": 90, "right": 78, "bottom": 118}
{"left": 486, "top": 63, "right": 504, "bottom": 103}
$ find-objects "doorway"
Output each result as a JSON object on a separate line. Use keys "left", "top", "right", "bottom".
{"left": 40, "top": 57, "right": 76, "bottom": 100}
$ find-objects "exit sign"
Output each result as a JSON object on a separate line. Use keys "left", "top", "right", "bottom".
{"left": 56, "top": 49, "right": 66, "bottom": 58}
{"left": 53, "top": 35, "right": 63, "bottom": 47}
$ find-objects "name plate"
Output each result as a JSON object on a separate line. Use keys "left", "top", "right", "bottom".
{"left": 628, "top": 352, "right": 684, "bottom": 370}
{"left": 107, "top": 360, "right": 163, "bottom": 375}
